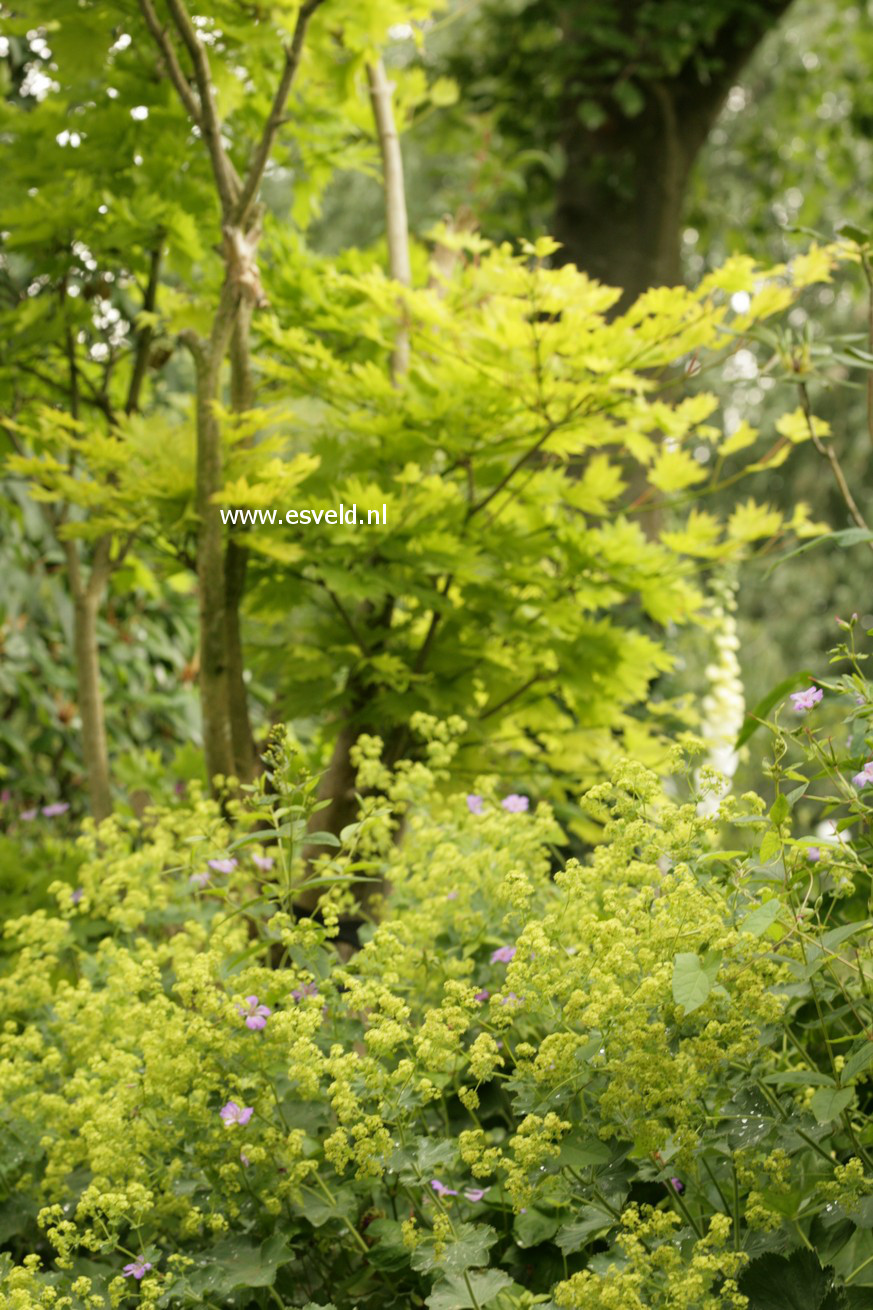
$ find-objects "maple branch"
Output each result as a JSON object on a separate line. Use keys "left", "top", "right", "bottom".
{"left": 137, "top": 0, "right": 203, "bottom": 127}
{"left": 165, "top": 0, "right": 239, "bottom": 215}
{"left": 126, "top": 243, "right": 163, "bottom": 415}
{"left": 232, "top": 0, "right": 326, "bottom": 228}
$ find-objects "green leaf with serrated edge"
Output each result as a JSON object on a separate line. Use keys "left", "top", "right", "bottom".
{"left": 412, "top": 1223, "right": 498, "bottom": 1276}
{"left": 425, "top": 1269, "right": 512, "bottom": 1309}
{"left": 555, "top": 1207, "right": 616, "bottom": 1253}
{"left": 769, "top": 793, "right": 790, "bottom": 824}
{"left": 738, "top": 1246, "right": 844, "bottom": 1310}
{"left": 759, "top": 830, "right": 782, "bottom": 863}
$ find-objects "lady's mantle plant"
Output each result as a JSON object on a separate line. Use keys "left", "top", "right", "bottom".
{"left": 0, "top": 702, "right": 871, "bottom": 1309}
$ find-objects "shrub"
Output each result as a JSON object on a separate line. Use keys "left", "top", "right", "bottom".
{"left": 0, "top": 699, "right": 871, "bottom": 1309}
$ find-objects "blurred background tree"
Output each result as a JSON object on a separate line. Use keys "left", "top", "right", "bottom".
{"left": 2, "top": 0, "right": 872, "bottom": 820}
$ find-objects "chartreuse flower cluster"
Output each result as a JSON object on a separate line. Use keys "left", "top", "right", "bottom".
{"left": 0, "top": 709, "right": 871, "bottom": 1308}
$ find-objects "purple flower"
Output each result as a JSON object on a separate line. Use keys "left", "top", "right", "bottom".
{"left": 491, "top": 945, "right": 516, "bottom": 964}
{"left": 852, "top": 761, "right": 873, "bottom": 788}
{"left": 237, "top": 995, "right": 271, "bottom": 1030}
{"left": 791, "top": 687, "right": 823, "bottom": 712}
{"left": 190, "top": 871, "right": 211, "bottom": 889}
{"left": 474, "top": 989, "right": 490, "bottom": 1003}
{"left": 208, "top": 857, "right": 237, "bottom": 874}
{"left": 292, "top": 981, "right": 320, "bottom": 1002}
{"left": 252, "top": 853, "right": 274, "bottom": 871}
{"left": 220, "top": 1100, "right": 253, "bottom": 1127}
{"left": 669, "top": 1177, "right": 685, "bottom": 1195}
{"left": 20, "top": 808, "right": 38, "bottom": 821}
{"left": 466, "top": 794, "right": 484, "bottom": 814}
{"left": 806, "top": 847, "right": 821, "bottom": 862}
{"left": 502, "top": 794, "right": 529, "bottom": 813}
{"left": 122, "top": 1259, "right": 152, "bottom": 1279}
{"left": 464, "top": 1188, "right": 486, "bottom": 1203}
{"left": 0, "top": 789, "right": 10, "bottom": 805}
{"left": 500, "top": 992, "right": 521, "bottom": 1006}
{"left": 174, "top": 780, "right": 186, "bottom": 797}
{"left": 42, "top": 802, "right": 70, "bottom": 817}
{"left": 446, "top": 890, "right": 458, "bottom": 901}
{"left": 430, "top": 1179, "right": 458, "bottom": 1198}
{"left": 70, "top": 887, "right": 83, "bottom": 905}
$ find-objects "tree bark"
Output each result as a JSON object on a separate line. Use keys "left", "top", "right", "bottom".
{"left": 553, "top": 2, "right": 794, "bottom": 304}
{"left": 367, "top": 58, "right": 412, "bottom": 379}
{"left": 184, "top": 276, "right": 241, "bottom": 786}
{"left": 65, "top": 535, "right": 113, "bottom": 823}
{"left": 225, "top": 299, "right": 259, "bottom": 781}
{"left": 73, "top": 590, "right": 112, "bottom": 823}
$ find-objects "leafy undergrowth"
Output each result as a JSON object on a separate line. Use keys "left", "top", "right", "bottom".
{"left": 0, "top": 706, "right": 871, "bottom": 1310}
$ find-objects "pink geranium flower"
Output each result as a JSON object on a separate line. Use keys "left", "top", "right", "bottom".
{"left": 790, "top": 687, "right": 823, "bottom": 712}
{"left": 122, "top": 1258, "right": 152, "bottom": 1279}
{"left": 491, "top": 945, "right": 516, "bottom": 964}
{"left": 237, "top": 995, "right": 271, "bottom": 1030}
{"left": 220, "top": 1100, "right": 253, "bottom": 1126}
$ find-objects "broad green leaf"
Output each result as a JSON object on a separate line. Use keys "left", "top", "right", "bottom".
{"left": 513, "top": 1208, "right": 560, "bottom": 1248}
{"left": 758, "top": 830, "right": 782, "bottom": 864}
{"left": 425, "top": 1269, "right": 513, "bottom": 1309}
{"left": 740, "top": 899, "right": 784, "bottom": 937}
{"left": 672, "top": 952, "right": 713, "bottom": 1015}
{"left": 413, "top": 1223, "right": 499, "bottom": 1276}
{"left": 555, "top": 1207, "right": 616, "bottom": 1253}
{"left": 809, "top": 1087, "right": 854, "bottom": 1123}
{"left": 739, "top": 1246, "right": 846, "bottom": 1310}
{"left": 841, "top": 1043, "right": 873, "bottom": 1084}
{"left": 761, "top": 1070, "right": 835, "bottom": 1088}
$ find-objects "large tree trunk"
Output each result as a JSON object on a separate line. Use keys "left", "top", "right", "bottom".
{"left": 554, "top": 84, "right": 689, "bottom": 308}
{"left": 554, "top": 2, "right": 794, "bottom": 304}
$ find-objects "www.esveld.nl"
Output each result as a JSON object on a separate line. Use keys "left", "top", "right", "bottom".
{"left": 219, "top": 504, "right": 387, "bottom": 526}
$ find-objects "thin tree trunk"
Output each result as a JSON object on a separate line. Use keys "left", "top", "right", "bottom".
{"left": 307, "top": 67, "right": 411, "bottom": 868}
{"left": 183, "top": 276, "right": 241, "bottom": 785}
{"left": 367, "top": 58, "right": 411, "bottom": 378}
{"left": 225, "top": 299, "right": 259, "bottom": 781}
{"left": 65, "top": 536, "right": 113, "bottom": 823}
{"left": 73, "top": 590, "right": 112, "bottom": 822}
